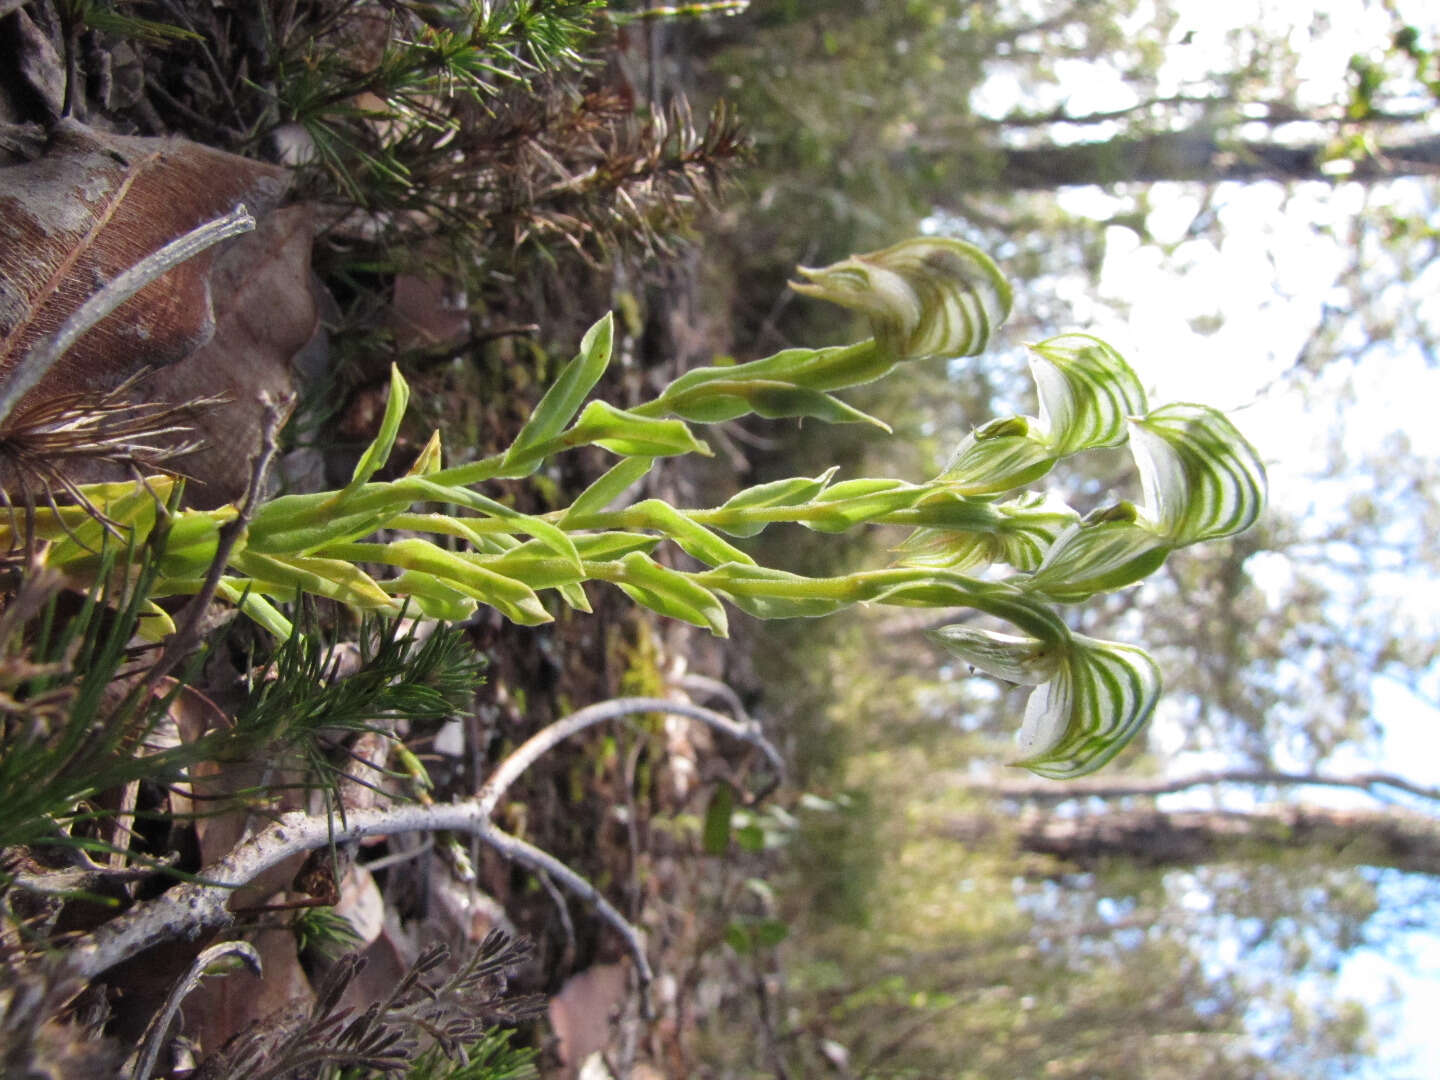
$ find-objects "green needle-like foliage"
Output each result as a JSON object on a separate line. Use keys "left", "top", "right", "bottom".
{"left": 8, "top": 237, "right": 1266, "bottom": 779}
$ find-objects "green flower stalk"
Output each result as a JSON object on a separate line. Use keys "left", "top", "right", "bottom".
{"left": 6, "top": 238, "right": 1266, "bottom": 779}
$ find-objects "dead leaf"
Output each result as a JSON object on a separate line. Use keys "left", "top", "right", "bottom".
{"left": 389, "top": 270, "right": 471, "bottom": 353}
{"left": 0, "top": 9, "right": 64, "bottom": 131}
{"left": 0, "top": 119, "right": 288, "bottom": 405}
{"left": 130, "top": 204, "right": 317, "bottom": 506}
{"left": 549, "top": 961, "right": 631, "bottom": 1077}
{"left": 334, "top": 863, "right": 385, "bottom": 948}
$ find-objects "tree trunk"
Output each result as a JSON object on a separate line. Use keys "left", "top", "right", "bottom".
{"left": 919, "top": 130, "right": 1440, "bottom": 189}
{"left": 946, "top": 805, "right": 1440, "bottom": 874}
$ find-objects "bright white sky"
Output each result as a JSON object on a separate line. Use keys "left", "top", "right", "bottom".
{"left": 966, "top": 1, "right": 1440, "bottom": 1073}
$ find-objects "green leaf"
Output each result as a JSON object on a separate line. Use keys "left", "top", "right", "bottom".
{"left": 565, "top": 401, "right": 711, "bottom": 459}
{"left": 346, "top": 364, "right": 410, "bottom": 490}
{"left": 557, "top": 581, "right": 592, "bottom": 612}
{"left": 1129, "top": 403, "right": 1268, "bottom": 544}
{"left": 753, "top": 917, "right": 790, "bottom": 948}
{"left": 703, "top": 564, "right": 850, "bottom": 619}
{"left": 800, "top": 478, "right": 929, "bottom": 532}
{"left": 658, "top": 378, "right": 889, "bottom": 430}
{"left": 927, "top": 625, "right": 1064, "bottom": 685}
{"left": 621, "top": 500, "right": 756, "bottom": 567}
{"left": 711, "top": 469, "right": 838, "bottom": 538}
{"left": 1028, "top": 334, "right": 1148, "bottom": 454}
{"left": 643, "top": 341, "right": 888, "bottom": 407}
{"left": 724, "top": 922, "right": 753, "bottom": 956}
{"left": 479, "top": 533, "right": 660, "bottom": 590}
{"left": 560, "top": 457, "right": 655, "bottom": 523}
{"left": 384, "top": 570, "right": 482, "bottom": 622}
{"left": 377, "top": 539, "right": 552, "bottom": 625}
{"left": 393, "top": 477, "right": 582, "bottom": 572}
{"left": 703, "top": 782, "right": 735, "bottom": 855}
{"left": 736, "top": 824, "right": 767, "bottom": 853}
{"left": 608, "top": 552, "right": 728, "bottom": 636}
{"left": 505, "top": 313, "right": 613, "bottom": 467}
{"left": 1014, "top": 636, "right": 1161, "bottom": 780}
{"left": 215, "top": 579, "right": 294, "bottom": 639}
{"left": 229, "top": 551, "right": 404, "bottom": 613}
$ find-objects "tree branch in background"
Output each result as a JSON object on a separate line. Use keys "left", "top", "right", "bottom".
{"left": 954, "top": 768, "right": 1440, "bottom": 805}
{"left": 944, "top": 805, "right": 1440, "bottom": 875}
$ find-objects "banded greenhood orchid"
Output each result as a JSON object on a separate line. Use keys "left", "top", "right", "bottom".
{"left": 8, "top": 236, "right": 1265, "bottom": 783}
{"left": 924, "top": 336, "right": 1266, "bottom": 777}
{"left": 790, "top": 237, "right": 1014, "bottom": 359}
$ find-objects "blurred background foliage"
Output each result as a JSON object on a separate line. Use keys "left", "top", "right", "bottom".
{"left": 677, "top": 0, "right": 1440, "bottom": 1075}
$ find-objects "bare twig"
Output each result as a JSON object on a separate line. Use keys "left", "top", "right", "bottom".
{"left": 6, "top": 852, "right": 179, "bottom": 897}
{"left": 141, "top": 392, "right": 284, "bottom": 692}
{"left": 475, "top": 696, "right": 784, "bottom": 818}
{"left": 0, "top": 205, "right": 256, "bottom": 428}
{"left": 671, "top": 672, "right": 751, "bottom": 726}
{"left": 127, "top": 940, "right": 261, "bottom": 1080}
{"left": 49, "top": 697, "right": 784, "bottom": 1000}
{"left": 47, "top": 800, "right": 651, "bottom": 988}
{"left": 537, "top": 868, "right": 578, "bottom": 968}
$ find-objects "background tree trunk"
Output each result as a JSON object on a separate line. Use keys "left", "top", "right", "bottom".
{"left": 945, "top": 805, "right": 1440, "bottom": 874}
{"left": 915, "top": 130, "right": 1440, "bottom": 189}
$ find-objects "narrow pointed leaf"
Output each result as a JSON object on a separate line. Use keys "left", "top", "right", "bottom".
{"left": 405, "top": 430, "right": 444, "bottom": 476}
{"left": 215, "top": 579, "right": 294, "bottom": 639}
{"left": 701, "top": 564, "right": 851, "bottom": 619}
{"left": 608, "top": 552, "right": 728, "bottom": 636}
{"left": 557, "top": 581, "right": 592, "bottom": 612}
{"left": 392, "top": 476, "right": 582, "bottom": 572}
{"left": 505, "top": 312, "right": 614, "bottom": 466}
{"left": 377, "top": 538, "right": 552, "bottom": 625}
{"left": 657, "top": 378, "right": 889, "bottom": 429}
{"left": 621, "top": 500, "right": 756, "bottom": 566}
{"left": 712, "top": 468, "right": 838, "bottom": 538}
{"left": 229, "top": 551, "right": 403, "bottom": 613}
{"left": 564, "top": 400, "right": 710, "bottom": 459}
{"left": 384, "top": 570, "right": 481, "bottom": 622}
{"left": 347, "top": 364, "right": 410, "bottom": 490}
{"left": 561, "top": 457, "right": 654, "bottom": 523}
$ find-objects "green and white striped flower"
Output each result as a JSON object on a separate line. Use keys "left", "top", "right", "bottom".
{"left": 790, "top": 237, "right": 1013, "bottom": 359}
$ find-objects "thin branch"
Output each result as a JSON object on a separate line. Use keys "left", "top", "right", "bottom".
{"left": 955, "top": 768, "right": 1440, "bottom": 805}
{"left": 671, "top": 673, "right": 751, "bottom": 727}
{"left": 6, "top": 853, "right": 179, "bottom": 897}
{"left": 141, "top": 392, "right": 284, "bottom": 692}
{"left": 483, "top": 825, "right": 654, "bottom": 995}
{"left": 48, "top": 698, "right": 781, "bottom": 997}
{"left": 474, "top": 696, "right": 785, "bottom": 818}
{"left": 128, "top": 940, "right": 261, "bottom": 1080}
{"left": 0, "top": 205, "right": 256, "bottom": 428}
{"left": 45, "top": 800, "right": 638, "bottom": 987}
